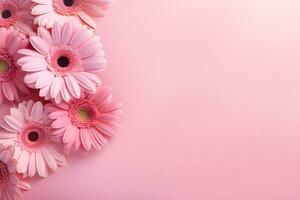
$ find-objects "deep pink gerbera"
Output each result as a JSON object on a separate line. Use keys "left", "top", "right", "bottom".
{"left": 0, "top": 28, "right": 29, "bottom": 103}
{"left": 0, "top": 0, "right": 34, "bottom": 34}
{"left": 18, "top": 21, "right": 106, "bottom": 103}
{"left": 46, "top": 87, "right": 122, "bottom": 152}
{"left": 0, "top": 145, "right": 30, "bottom": 200}
{"left": 31, "top": 0, "right": 112, "bottom": 29}
{"left": 0, "top": 101, "right": 66, "bottom": 178}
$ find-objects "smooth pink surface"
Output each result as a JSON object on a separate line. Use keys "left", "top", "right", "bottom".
{"left": 20, "top": 0, "right": 300, "bottom": 199}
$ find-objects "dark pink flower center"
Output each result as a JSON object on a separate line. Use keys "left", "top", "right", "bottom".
{"left": 0, "top": 161, "right": 8, "bottom": 183}
{"left": 69, "top": 100, "right": 98, "bottom": 128}
{"left": 53, "top": 0, "right": 82, "bottom": 15}
{"left": 63, "top": 0, "right": 74, "bottom": 7}
{"left": 57, "top": 56, "right": 70, "bottom": 68}
{"left": 20, "top": 123, "right": 46, "bottom": 148}
{"left": 1, "top": 10, "right": 11, "bottom": 19}
{"left": 49, "top": 46, "right": 82, "bottom": 75}
{"left": 0, "top": 2, "right": 17, "bottom": 27}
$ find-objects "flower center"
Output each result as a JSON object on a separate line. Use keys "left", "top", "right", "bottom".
{"left": 77, "top": 107, "right": 94, "bottom": 122}
{"left": 28, "top": 131, "right": 39, "bottom": 142}
{"left": 63, "top": 0, "right": 74, "bottom": 7}
{"left": 1, "top": 9, "right": 11, "bottom": 19}
{"left": 57, "top": 56, "right": 70, "bottom": 68}
{"left": 69, "top": 100, "right": 98, "bottom": 128}
{"left": 53, "top": 0, "right": 82, "bottom": 15}
{"left": 49, "top": 46, "right": 82, "bottom": 75}
{"left": 20, "top": 123, "right": 47, "bottom": 148}
{"left": 0, "top": 161, "right": 8, "bottom": 183}
{"left": 0, "top": 3, "right": 17, "bottom": 26}
{"left": 0, "top": 59, "right": 9, "bottom": 73}
{"left": 0, "top": 51, "right": 17, "bottom": 83}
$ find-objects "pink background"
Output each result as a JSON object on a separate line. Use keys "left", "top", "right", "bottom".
{"left": 17, "top": 0, "right": 300, "bottom": 199}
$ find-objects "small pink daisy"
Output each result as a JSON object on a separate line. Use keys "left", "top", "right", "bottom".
{"left": 46, "top": 87, "right": 122, "bottom": 152}
{"left": 0, "top": 28, "right": 29, "bottom": 103}
{"left": 0, "top": 145, "right": 30, "bottom": 200}
{"left": 0, "top": 101, "right": 66, "bottom": 178}
{"left": 31, "top": 0, "right": 112, "bottom": 29}
{"left": 18, "top": 21, "right": 106, "bottom": 103}
{"left": 0, "top": 0, "right": 34, "bottom": 34}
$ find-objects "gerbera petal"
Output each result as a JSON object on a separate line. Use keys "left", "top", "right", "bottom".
{"left": 10, "top": 108, "right": 25, "bottom": 124}
{"left": 82, "top": 3, "right": 105, "bottom": 17}
{"left": 31, "top": 101, "right": 44, "bottom": 121}
{"left": 24, "top": 71, "right": 45, "bottom": 84}
{"left": 39, "top": 79, "right": 52, "bottom": 97}
{"left": 63, "top": 125, "right": 77, "bottom": 145}
{"left": 36, "top": 151, "right": 48, "bottom": 177}
{"left": 65, "top": 76, "right": 81, "bottom": 98}
{"left": 17, "top": 151, "right": 29, "bottom": 173}
{"left": 18, "top": 181, "right": 31, "bottom": 190}
{"left": 79, "top": 37, "right": 102, "bottom": 59}
{"left": 21, "top": 61, "right": 47, "bottom": 72}
{"left": 95, "top": 122, "right": 116, "bottom": 136}
{"left": 50, "top": 76, "right": 63, "bottom": 98}
{"left": 80, "top": 129, "right": 92, "bottom": 151}
{"left": 48, "top": 110, "right": 68, "bottom": 119}
{"left": 61, "top": 80, "right": 71, "bottom": 102}
{"left": 32, "top": 4, "right": 53, "bottom": 15}
{"left": 52, "top": 117, "right": 71, "bottom": 129}
{"left": 78, "top": 11, "right": 97, "bottom": 29}
{"left": 92, "top": 127, "right": 108, "bottom": 146}
{"left": 18, "top": 49, "right": 44, "bottom": 58}
{"left": 36, "top": 72, "right": 54, "bottom": 89}
{"left": 30, "top": 36, "right": 50, "bottom": 55}
{"left": 2, "top": 82, "right": 16, "bottom": 101}
{"left": 4, "top": 116, "right": 23, "bottom": 131}
{"left": 6, "top": 161, "right": 16, "bottom": 173}
{"left": 80, "top": 72, "right": 101, "bottom": 85}
{"left": 42, "top": 148, "right": 57, "bottom": 171}
{"left": 32, "top": 0, "right": 52, "bottom": 4}
{"left": 52, "top": 22, "right": 62, "bottom": 45}
{"left": 73, "top": 73, "right": 96, "bottom": 93}
{"left": 15, "top": 21, "right": 33, "bottom": 34}
{"left": 47, "top": 146, "right": 65, "bottom": 166}
{"left": 70, "top": 27, "right": 91, "bottom": 48}
{"left": 28, "top": 152, "right": 36, "bottom": 177}
{"left": 37, "top": 27, "right": 54, "bottom": 46}
{"left": 61, "top": 21, "right": 74, "bottom": 45}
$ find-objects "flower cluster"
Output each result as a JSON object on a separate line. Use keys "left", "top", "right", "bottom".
{"left": 0, "top": 0, "right": 121, "bottom": 199}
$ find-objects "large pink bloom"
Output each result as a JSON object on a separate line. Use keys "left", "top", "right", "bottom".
{"left": 18, "top": 21, "right": 106, "bottom": 103}
{"left": 0, "top": 28, "right": 29, "bottom": 103}
{"left": 0, "top": 101, "right": 66, "bottom": 178}
{"left": 0, "top": 145, "right": 30, "bottom": 200}
{"left": 0, "top": 0, "right": 34, "bottom": 34}
{"left": 31, "top": 0, "right": 112, "bottom": 29}
{"left": 46, "top": 87, "right": 122, "bottom": 152}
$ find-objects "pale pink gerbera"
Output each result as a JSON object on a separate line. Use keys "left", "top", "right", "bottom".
{"left": 0, "top": 101, "right": 66, "bottom": 178}
{"left": 32, "top": 0, "right": 112, "bottom": 29}
{"left": 0, "top": 0, "right": 33, "bottom": 34}
{"left": 0, "top": 28, "right": 29, "bottom": 103}
{"left": 0, "top": 145, "right": 30, "bottom": 200}
{"left": 18, "top": 21, "right": 105, "bottom": 103}
{"left": 46, "top": 87, "right": 122, "bottom": 152}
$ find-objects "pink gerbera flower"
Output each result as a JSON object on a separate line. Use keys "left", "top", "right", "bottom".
{"left": 31, "top": 0, "right": 112, "bottom": 29}
{"left": 18, "top": 21, "right": 105, "bottom": 103}
{"left": 0, "top": 0, "right": 34, "bottom": 34}
{"left": 0, "top": 101, "right": 66, "bottom": 178}
{"left": 0, "top": 145, "right": 30, "bottom": 200}
{"left": 46, "top": 87, "right": 121, "bottom": 152}
{"left": 0, "top": 28, "right": 29, "bottom": 103}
